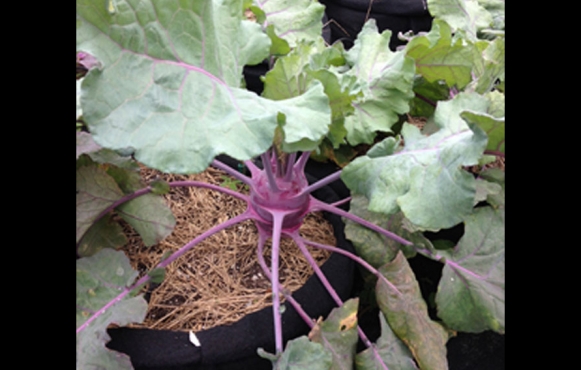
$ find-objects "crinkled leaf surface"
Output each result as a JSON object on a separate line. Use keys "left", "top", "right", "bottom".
{"left": 461, "top": 110, "right": 504, "bottom": 153}
{"left": 343, "top": 20, "right": 416, "bottom": 145}
{"left": 342, "top": 92, "right": 489, "bottom": 230}
{"left": 405, "top": 19, "right": 475, "bottom": 89}
{"left": 78, "top": 214, "right": 128, "bottom": 257}
{"left": 436, "top": 206, "right": 505, "bottom": 333}
{"left": 77, "top": 165, "right": 124, "bottom": 243}
{"left": 427, "top": 0, "right": 494, "bottom": 41}
{"left": 77, "top": 0, "right": 331, "bottom": 173}
{"left": 472, "top": 36, "right": 504, "bottom": 93}
{"left": 376, "top": 251, "right": 449, "bottom": 370}
{"left": 344, "top": 195, "right": 431, "bottom": 267}
{"left": 77, "top": 249, "right": 148, "bottom": 370}
{"left": 270, "top": 336, "right": 332, "bottom": 370}
{"left": 254, "top": 0, "right": 325, "bottom": 47}
{"left": 308, "top": 298, "right": 359, "bottom": 370}
{"left": 106, "top": 166, "right": 175, "bottom": 246}
{"left": 355, "top": 313, "right": 418, "bottom": 370}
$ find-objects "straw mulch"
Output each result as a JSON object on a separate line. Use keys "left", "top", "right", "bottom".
{"left": 121, "top": 165, "right": 335, "bottom": 332}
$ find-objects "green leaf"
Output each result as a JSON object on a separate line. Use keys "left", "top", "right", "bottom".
{"left": 461, "top": 110, "right": 504, "bottom": 153}
{"left": 342, "top": 91, "right": 489, "bottom": 230}
{"left": 150, "top": 179, "right": 170, "bottom": 195}
{"left": 473, "top": 36, "right": 504, "bottom": 93}
{"left": 355, "top": 313, "right": 418, "bottom": 370}
{"left": 255, "top": 0, "right": 326, "bottom": 47}
{"left": 436, "top": 206, "right": 505, "bottom": 333}
{"left": 77, "top": 165, "right": 124, "bottom": 243}
{"left": 147, "top": 267, "right": 166, "bottom": 284}
{"left": 106, "top": 166, "right": 175, "bottom": 246}
{"left": 266, "top": 24, "right": 291, "bottom": 56}
{"left": 309, "top": 298, "right": 359, "bottom": 370}
{"left": 343, "top": 20, "right": 416, "bottom": 145}
{"left": 427, "top": 0, "right": 494, "bottom": 41}
{"left": 264, "top": 336, "right": 333, "bottom": 370}
{"left": 76, "top": 131, "right": 101, "bottom": 159}
{"left": 474, "top": 178, "right": 502, "bottom": 206}
{"left": 405, "top": 19, "right": 475, "bottom": 89}
{"left": 376, "top": 251, "right": 449, "bottom": 370}
{"left": 77, "top": 214, "right": 128, "bottom": 257}
{"left": 478, "top": 168, "right": 505, "bottom": 208}
{"left": 77, "top": 249, "right": 148, "bottom": 370}
{"left": 344, "top": 195, "right": 432, "bottom": 268}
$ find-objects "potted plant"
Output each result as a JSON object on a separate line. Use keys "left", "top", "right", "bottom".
{"left": 76, "top": 0, "right": 504, "bottom": 369}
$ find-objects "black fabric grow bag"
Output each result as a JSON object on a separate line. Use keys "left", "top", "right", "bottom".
{"left": 319, "top": 0, "right": 433, "bottom": 50}
{"left": 106, "top": 159, "right": 356, "bottom": 370}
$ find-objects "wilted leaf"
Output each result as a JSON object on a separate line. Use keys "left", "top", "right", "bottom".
{"left": 344, "top": 195, "right": 430, "bottom": 268}
{"left": 76, "top": 249, "right": 148, "bottom": 370}
{"left": 376, "top": 251, "right": 449, "bottom": 370}
{"left": 355, "top": 313, "right": 418, "bottom": 370}
{"left": 309, "top": 298, "right": 359, "bottom": 370}
{"left": 436, "top": 206, "right": 505, "bottom": 333}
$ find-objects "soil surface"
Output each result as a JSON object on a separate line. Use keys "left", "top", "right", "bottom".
{"left": 120, "top": 165, "right": 336, "bottom": 332}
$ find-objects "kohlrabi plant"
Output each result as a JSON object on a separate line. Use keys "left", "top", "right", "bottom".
{"left": 76, "top": 0, "right": 504, "bottom": 369}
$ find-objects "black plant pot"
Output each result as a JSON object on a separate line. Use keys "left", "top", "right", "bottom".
{"left": 106, "top": 158, "right": 356, "bottom": 370}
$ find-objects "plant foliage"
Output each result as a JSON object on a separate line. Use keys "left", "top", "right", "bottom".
{"left": 77, "top": 0, "right": 504, "bottom": 368}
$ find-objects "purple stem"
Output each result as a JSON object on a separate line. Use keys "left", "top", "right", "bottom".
{"left": 269, "top": 210, "right": 287, "bottom": 354}
{"left": 77, "top": 211, "right": 253, "bottom": 334}
{"left": 302, "top": 239, "right": 402, "bottom": 296}
{"left": 256, "top": 234, "right": 315, "bottom": 329}
{"left": 211, "top": 159, "right": 253, "bottom": 186}
{"left": 289, "top": 232, "right": 389, "bottom": 368}
{"left": 414, "top": 93, "right": 437, "bottom": 107}
{"left": 262, "top": 153, "right": 281, "bottom": 192}
{"left": 283, "top": 152, "right": 297, "bottom": 182}
{"left": 310, "top": 198, "right": 413, "bottom": 246}
{"left": 330, "top": 196, "right": 351, "bottom": 208}
{"left": 294, "top": 151, "right": 311, "bottom": 174}
{"left": 300, "top": 170, "right": 343, "bottom": 196}
{"left": 484, "top": 149, "right": 505, "bottom": 158}
{"left": 77, "top": 181, "right": 249, "bottom": 250}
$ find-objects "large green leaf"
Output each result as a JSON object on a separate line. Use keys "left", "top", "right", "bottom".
{"left": 436, "top": 206, "right": 505, "bottom": 333}
{"left": 342, "top": 92, "right": 489, "bottom": 230}
{"left": 77, "top": 249, "right": 148, "bottom": 370}
{"left": 77, "top": 0, "right": 331, "bottom": 173}
{"left": 343, "top": 20, "right": 416, "bottom": 145}
{"left": 254, "top": 0, "right": 326, "bottom": 47}
{"left": 77, "top": 165, "right": 124, "bottom": 243}
{"left": 405, "top": 19, "right": 475, "bottom": 89}
{"left": 309, "top": 298, "right": 359, "bottom": 370}
{"left": 355, "top": 313, "right": 418, "bottom": 370}
{"left": 376, "top": 251, "right": 449, "bottom": 370}
{"left": 427, "top": 0, "right": 494, "bottom": 41}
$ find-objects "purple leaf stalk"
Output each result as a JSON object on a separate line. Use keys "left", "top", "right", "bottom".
{"left": 77, "top": 149, "right": 413, "bottom": 364}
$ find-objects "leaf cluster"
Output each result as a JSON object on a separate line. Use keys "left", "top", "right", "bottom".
{"left": 76, "top": 0, "right": 504, "bottom": 368}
